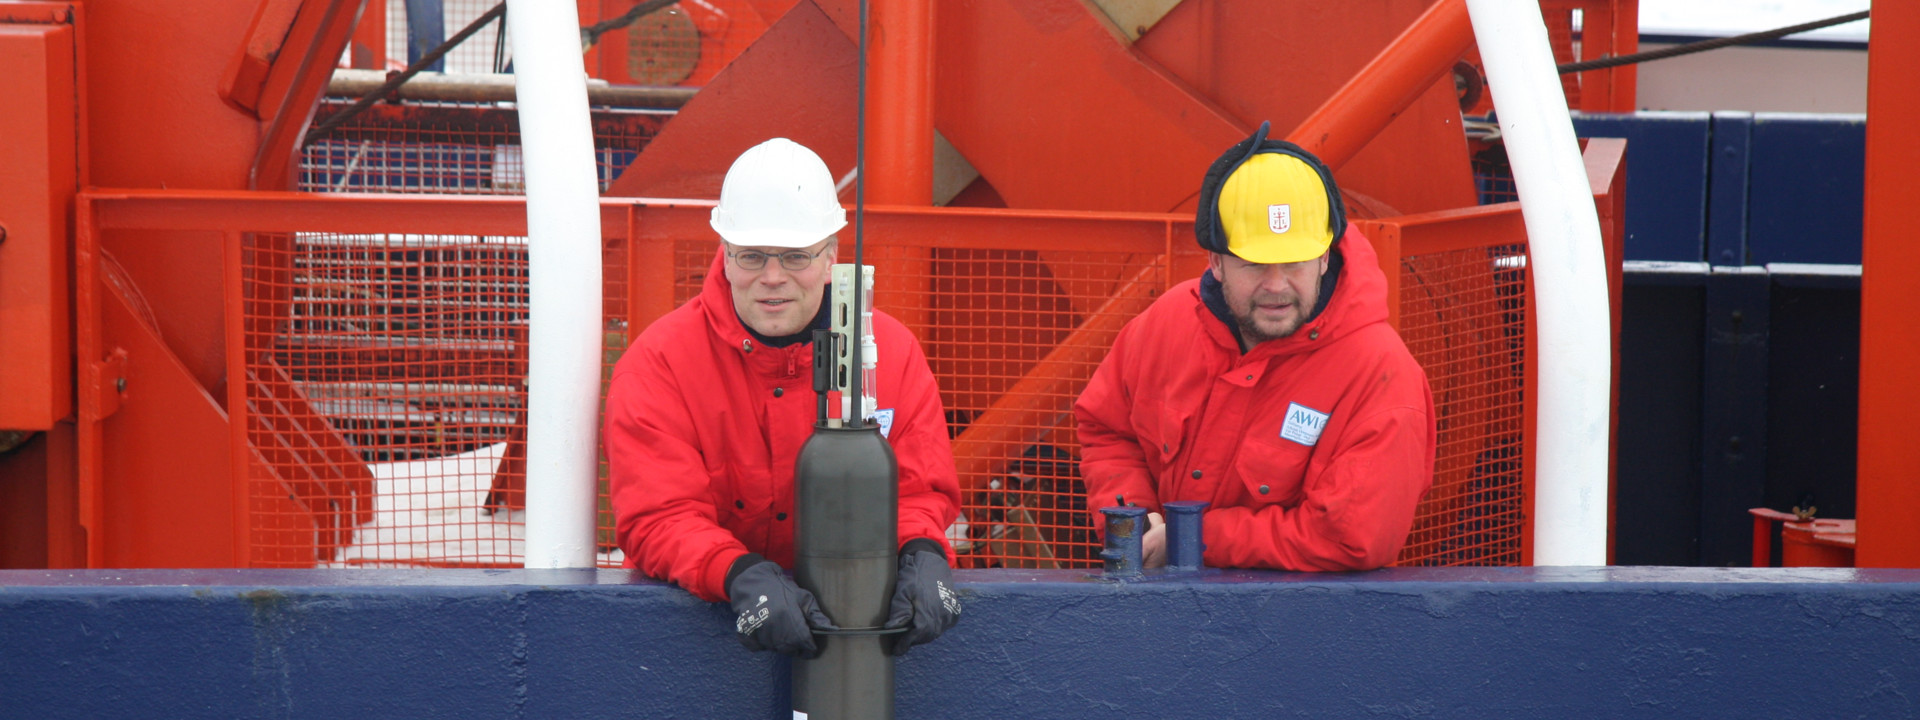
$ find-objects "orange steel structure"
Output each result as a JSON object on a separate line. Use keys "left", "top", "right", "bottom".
{"left": 1857, "top": 1, "right": 1920, "bottom": 568}
{"left": 1, "top": 0, "right": 1647, "bottom": 570}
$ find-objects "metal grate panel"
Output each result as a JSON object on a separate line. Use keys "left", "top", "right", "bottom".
{"left": 299, "top": 102, "right": 662, "bottom": 194}
{"left": 239, "top": 230, "right": 625, "bottom": 567}
{"left": 1395, "top": 244, "right": 1531, "bottom": 566}
{"left": 242, "top": 229, "right": 1538, "bottom": 569}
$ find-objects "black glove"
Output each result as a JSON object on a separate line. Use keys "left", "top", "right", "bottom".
{"left": 884, "top": 538, "right": 961, "bottom": 656}
{"left": 726, "top": 554, "right": 837, "bottom": 658}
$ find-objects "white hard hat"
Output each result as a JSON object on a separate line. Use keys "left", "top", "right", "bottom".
{"left": 709, "top": 138, "right": 848, "bottom": 248}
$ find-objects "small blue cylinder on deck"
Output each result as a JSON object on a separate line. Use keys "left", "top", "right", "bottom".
{"left": 1164, "top": 501, "right": 1209, "bottom": 570}
{"left": 1099, "top": 506, "right": 1150, "bottom": 576}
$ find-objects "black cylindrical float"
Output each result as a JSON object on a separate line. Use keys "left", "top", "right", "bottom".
{"left": 792, "top": 424, "right": 899, "bottom": 719}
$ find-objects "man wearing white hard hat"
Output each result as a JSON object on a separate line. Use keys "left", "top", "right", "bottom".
{"left": 1076, "top": 122, "right": 1435, "bottom": 572}
{"left": 605, "top": 138, "right": 962, "bottom": 658}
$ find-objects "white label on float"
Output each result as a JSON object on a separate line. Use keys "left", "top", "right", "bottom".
{"left": 874, "top": 408, "right": 895, "bottom": 438}
{"left": 1280, "top": 402, "right": 1329, "bottom": 446}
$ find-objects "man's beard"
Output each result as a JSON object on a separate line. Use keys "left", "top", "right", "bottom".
{"left": 1234, "top": 293, "right": 1307, "bottom": 345}
{"left": 1236, "top": 313, "right": 1302, "bottom": 345}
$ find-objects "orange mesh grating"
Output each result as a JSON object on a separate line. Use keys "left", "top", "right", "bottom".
{"left": 1394, "top": 244, "right": 1531, "bottom": 566}
{"left": 300, "top": 102, "right": 662, "bottom": 194}
{"left": 238, "top": 222, "right": 1538, "bottom": 569}
{"left": 242, "top": 231, "right": 533, "bottom": 567}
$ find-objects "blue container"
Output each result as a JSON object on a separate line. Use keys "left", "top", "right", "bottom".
{"left": 1163, "top": 501, "right": 1210, "bottom": 570}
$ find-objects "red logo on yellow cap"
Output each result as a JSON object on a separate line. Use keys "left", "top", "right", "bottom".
{"left": 1268, "top": 204, "right": 1291, "bottom": 234}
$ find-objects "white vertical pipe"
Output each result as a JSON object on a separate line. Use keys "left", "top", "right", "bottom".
{"left": 1465, "top": 0, "right": 1611, "bottom": 565}
{"left": 508, "top": 0, "right": 602, "bottom": 568}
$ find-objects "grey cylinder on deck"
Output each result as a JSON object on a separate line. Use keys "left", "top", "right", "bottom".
{"left": 792, "top": 424, "right": 899, "bottom": 720}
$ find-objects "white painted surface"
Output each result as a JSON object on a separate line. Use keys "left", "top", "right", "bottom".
{"left": 1468, "top": 0, "right": 1613, "bottom": 566}
{"left": 509, "top": 0, "right": 604, "bottom": 569}
{"left": 1631, "top": 0, "right": 1869, "bottom": 113}
{"left": 1637, "top": 0, "right": 1870, "bottom": 42}
{"left": 328, "top": 443, "right": 624, "bottom": 568}
{"left": 1635, "top": 44, "right": 1866, "bottom": 113}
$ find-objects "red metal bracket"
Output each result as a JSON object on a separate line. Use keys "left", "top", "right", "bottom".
{"left": 83, "top": 347, "right": 129, "bottom": 421}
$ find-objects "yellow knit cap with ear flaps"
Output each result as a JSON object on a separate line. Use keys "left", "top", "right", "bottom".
{"left": 1217, "top": 152, "right": 1335, "bottom": 264}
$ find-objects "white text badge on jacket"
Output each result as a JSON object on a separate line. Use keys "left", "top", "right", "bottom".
{"left": 1280, "top": 402, "right": 1329, "bottom": 446}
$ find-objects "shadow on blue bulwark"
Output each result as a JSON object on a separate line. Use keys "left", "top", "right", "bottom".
{"left": 3, "top": 567, "right": 1917, "bottom": 718}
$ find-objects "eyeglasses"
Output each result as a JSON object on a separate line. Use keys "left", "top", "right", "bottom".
{"left": 727, "top": 245, "right": 829, "bottom": 272}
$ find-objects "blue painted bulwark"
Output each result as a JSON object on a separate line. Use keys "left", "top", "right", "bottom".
{"left": 1575, "top": 111, "right": 1864, "bottom": 265}
{"left": 1699, "top": 267, "right": 1772, "bottom": 567}
{"left": 1708, "top": 112, "right": 1754, "bottom": 265}
{"left": 1595, "top": 111, "right": 1865, "bottom": 566}
{"left": 3, "top": 568, "right": 1918, "bottom": 719}
{"left": 1746, "top": 114, "right": 1867, "bottom": 265}
{"left": 1572, "top": 112, "right": 1712, "bottom": 262}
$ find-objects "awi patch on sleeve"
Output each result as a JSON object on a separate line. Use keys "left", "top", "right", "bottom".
{"left": 1280, "top": 402, "right": 1330, "bottom": 447}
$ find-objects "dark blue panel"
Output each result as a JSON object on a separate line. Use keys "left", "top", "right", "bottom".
{"left": 1616, "top": 272, "right": 1706, "bottom": 565}
{"left": 5, "top": 569, "right": 1920, "bottom": 719}
{"left": 1699, "top": 267, "right": 1771, "bottom": 567}
{"left": 1764, "top": 277, "right": 1860, "bottom": 522}
{"left": 1746, "top": 114, "right": 1867, "bottom": 264}
{"left": 1707, "top": 112, "right": 1753, "bottom": 265}
{"left": 1573, "top": 112, "right": 1712, "bottom": 262}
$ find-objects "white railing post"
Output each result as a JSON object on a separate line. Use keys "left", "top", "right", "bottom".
{"left": 1465, "top": 0, "right": 1613, "bottom": 565}
{"left": 509, "top": 0, "right": 602, "bottom": 568}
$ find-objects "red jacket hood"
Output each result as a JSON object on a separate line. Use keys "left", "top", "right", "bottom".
{"left": 698, "top": 247, "right": 755, "bottom": 350}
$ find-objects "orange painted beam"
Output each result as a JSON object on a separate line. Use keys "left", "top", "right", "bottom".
{"left": 604, "top": 0, "right": 859, "bottom": 199}
{"left": 1138, "top": 0, "right": 1478, "bottom": 216}
{"left": 0, "top": 23, "right": 78, "bottom": 430}
{"left": 249, "top": 0, "right": 367, "bottom": 190}
{"left": 219, "top": 0, "right": 304, "bottom": 117}
{"left": 931, "top": 0, "right": 1242, "bottom": 213}
{"left": 862, "top": 0, "right": 934, "bottom": 332}
{"left": 0, "top": 19, "right": 80, "bottom": 570}
{"left": 1856, "top": 0, "right": 1920, "bottom": 568}
{"left": 865, "top": 0, "right": 932, "bottom": 205}
{"left": 1288, "top": 0, "right": 1473, "bottom": 172}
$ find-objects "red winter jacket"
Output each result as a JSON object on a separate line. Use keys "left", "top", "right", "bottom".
{"left": 605, "top": 249, "right": 961, "bottom": 602}
{"left": 1075, "top": 225, "right": 1435, "bottom": 571}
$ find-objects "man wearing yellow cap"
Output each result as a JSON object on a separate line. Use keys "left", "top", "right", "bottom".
{"left": 1075, "top": 122, "right": 1436, "bottom": 571}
